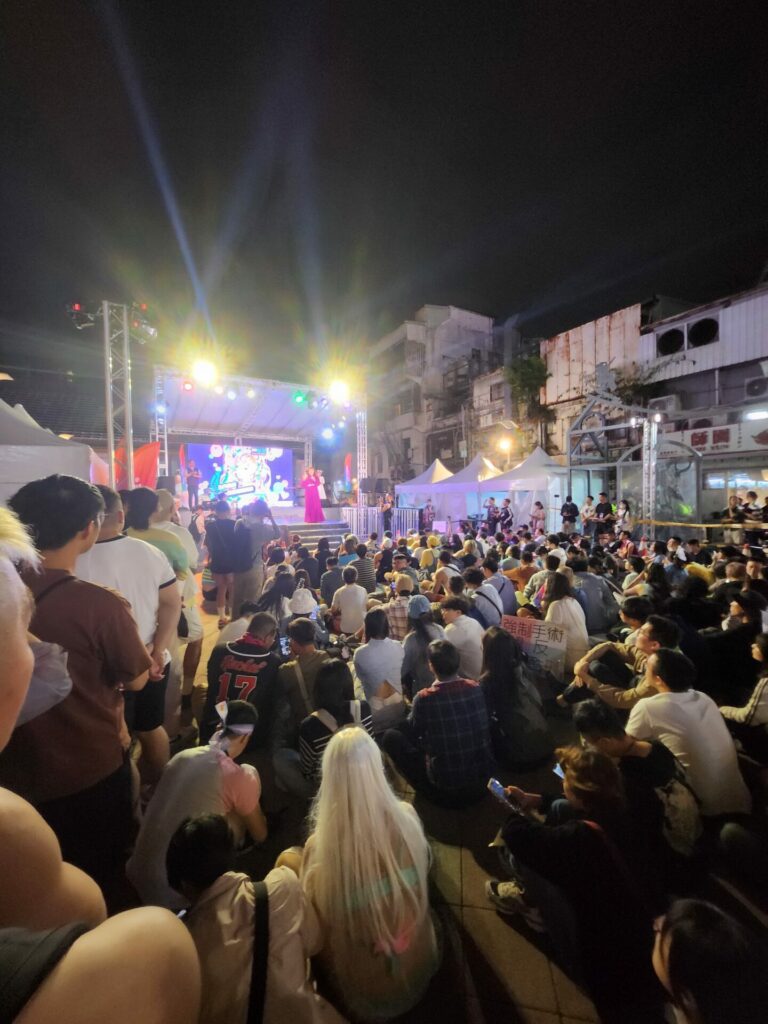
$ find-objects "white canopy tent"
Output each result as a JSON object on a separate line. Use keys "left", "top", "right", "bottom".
{"left": 0, "top": 399, "right": 91, "bottom": 505}
{"left": 429, "top": 454, "right": 502, "bottom": 521}
{"left": 479, "top": 447, "right": 568, "bottom": 532}
{"left": 394, "top": 458, "right": 454, "bottom": 507}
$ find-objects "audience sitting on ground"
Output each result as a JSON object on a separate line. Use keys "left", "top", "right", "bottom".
{"left": 573, "top": 699, "right": 702, "bottom": 896}
{"left": 506, "top": 549, "right": 537, "bottom": 590}
{"left": 293, "top": 545, "right": 321, "bottom": 589}
{"left": 353, "top": 608, "right": 406, "bottom": 730}
{"left": 542, "top": 572, "right": 589, "bottom": 673}
{"left": 401, "top": 594, "right": 445, "bottom": 697}
{"left": 710, "top": 559, "right": 747, "bottom": 608}
{"left": 652, "top": 898, "right": 768, "bottom": 1024}
{"left": 289, "top": 728, "right": 440, "bottom": 1021}
{"left": 481, "top": 556, "right": 518, "bottom": 614}
{"left": 666, "top": 574, "right": 722, "bottom": 630}
{"left": 522, "top": 549, "right": 556, "bottom": 600}
{"left": 330, "top": 565, "right": 368, "bottom": 635}
{"left": 563, "top": 614, "right": 680, "bottom": 708}
{"left": 626, "top": 648, "right": 752, "bottom": 818}
{"left": 319, "top": 555, "right": 343, "bottom": 606}
{"left": 480, "top": 627, "right": 552, "bottom": 767}
{"left": 611, "top": 594, "right": 653, "bottom": 646}
{"left": 705, "top": 589, "right": 765, "bottom": 702}
{"left": 166, "top": 813, "right": 344, "bottom": 1024}
{"left": 385, "top": 571, "right": 415, "bottom": 641}
{"left": 278, "top": 616, "right": 331, "bottom": 742}
{"left": 216, "top": 600, "right": 260, "bottom": 645}
{"left": 570, "top": 556, "right": 620, "bottom": 633}
{"left": 463, "top": 566, "right": 504, "bottom": 628}
{"left": 381, "top": 639, "right": 493, "bottom": 807}
{"left": 487, "top": 748, "right": 666, "bottom": 1023}
{"left": 256, "top": 567, "right": 296, "bottom": 633}
{"left": 427, "top": 548, "right": 462, "bottom": 598}
{"left": 719, "top": 631, "right": 768, "bottom": 764}
{"left": 274, "top": 660, "right": 374, "bottom": 799}
{"left": 127, "top": 700, "right": 267, "bottom": 910}
{"left": 201, "top": 612, "right": 284, "bottom": 753}
{"left": 350, "top": 542, "right": 377, "bottom": 594}
{"left": 441, "top": 595, "right": 484, "bottom": 679}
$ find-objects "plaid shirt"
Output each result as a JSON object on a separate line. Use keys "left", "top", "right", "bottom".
{"left": 386, "top": 596, "right": 411, "bottom": 641}
{"left": 410, "top": 678, "right": 493, "bottom": 789}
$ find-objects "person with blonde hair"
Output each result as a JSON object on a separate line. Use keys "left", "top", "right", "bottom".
{"left": 297, "top": 728, "right": 440, "bottom": 1021}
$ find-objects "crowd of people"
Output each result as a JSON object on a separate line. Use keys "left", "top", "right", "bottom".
{"left": 1, "top": 473, "right": 767, "bottom": 1023}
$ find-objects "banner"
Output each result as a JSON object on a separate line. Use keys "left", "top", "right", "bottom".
{"left": 501, "top": 615, "right": 567, "bottom": 679}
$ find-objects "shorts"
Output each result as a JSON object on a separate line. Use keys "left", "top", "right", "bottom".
{"left": 183, "top": 602, "right": 204, "bottom": 642}
{"left": 124, "top": 662, "right": 170, "bottom": 732}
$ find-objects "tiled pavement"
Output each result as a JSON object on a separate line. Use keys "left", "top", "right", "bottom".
{"left": 189, "top": 602, "right": 600, "bottom": 1023}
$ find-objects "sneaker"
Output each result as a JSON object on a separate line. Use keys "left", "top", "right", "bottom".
{"left": 485, "top": 879, "right": 546, "bottom": 932}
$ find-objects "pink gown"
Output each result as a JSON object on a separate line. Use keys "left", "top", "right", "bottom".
{"left": 301, "top": 474, "right": 325, "bottom": 523}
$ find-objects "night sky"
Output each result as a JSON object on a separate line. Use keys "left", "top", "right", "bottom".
{"left": 2, "top": 0, "right": 767, "bottom": 383}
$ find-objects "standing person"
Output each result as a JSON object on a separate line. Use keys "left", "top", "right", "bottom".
{"left": 721, "top": 494, "right": 746, "bottom": 545}
{"left": 381, "top": 639, "right": 494, "bottom": 807}
{"left": 615, "top": 499, "right": 633, "bottom": 534}
{"left": 186, "top": 459, "right": 202, "bottom": 509}
{"left": 380, "top": 491, "right": 394, "bottom": 532}
{"left": 300, "top": 467, "right": 325, "bottom": 524}
{"left": 232, "top": 499, "right": 280, "bottom": 610}
{"left": 560, "top": 495, "right": 579, "bottom": 531}
{"left": 498, "top": 497, "right": 513, "bottom": 531}
{"left": 127, "top": 701, "right": 267, "bottom": 910}
{"left": 580, "top": 494, "right": 595, "bottom": 535}
{"left": 205, "top": 500, "right": 239, "bottom": 626}
{"left": 76, "top": 485, "right": 181, "bottom": 787}
{"left": 124, "top": 487, "right": 191, "bottom": 580}
{"left": 483, "top": 496, "right": 500, "bottom": 532}
{"left": 530, "top": 500, "right": 546, "bottom": 533}
{"left": 294, "top": 729, "right": 440, "bottom": 1021}
{"left": 1, "top": 476, "right": 151, "bottom": 893}
{"left": 422, "top": 498, "right": 435, "bottom": 532}
{"left": 593, "top": 491, "right": 615, "bottom": 528}
{"left": 316, "top": 468, "right": 327, "bottom": 505}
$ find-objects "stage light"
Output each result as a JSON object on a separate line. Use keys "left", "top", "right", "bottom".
{"left": 319, "top": 396, "right": 329, "bottom": 409}
{"left": 246, "top": 388, "right": 256, "bottom": 399}
{"left": 214, "top": 384, "right": 224, "bottom": 395}
{"left": 58, "top": 433, "right": 73, "bottom": 440}
{"left": 226, "top": 389, "right": 236, "bottom": 400}
{"left": 745, "top": 409, "right": 768, "bottom": 421}
{"left": 321, "top": 427, "right": 334, "bottom": 440}
{"left": 192, "top": 359, "right": 217, "bottom": 387}
{"left": 329, "top": 380, "right": 350, "bottom": 404}
{"left": 72, "top": 303, "right": 81, "bottom": 312}
{"left": 293, "top": 390, "right": 306, "bottom": 405}
{"left": 182, "top": 380, "right": 194, "bottom": 392}
{"left": 155, "top": 403, "right": 166, "bottom": 415}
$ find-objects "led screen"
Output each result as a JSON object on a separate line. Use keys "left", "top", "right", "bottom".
{"left": 186, "top": 444, "right": 294, "bottom": 507}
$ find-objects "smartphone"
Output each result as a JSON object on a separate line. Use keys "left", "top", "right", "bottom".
{"left": 310, "top": 606, "right": 318, "bottom": 621}
{"left": 487, "top": 777, "right": 522, "bottom": 813}
{"left": 552, "top": 763, "right": 565, "bottom": 780}
{"left": 279, "top": 636, "right": 291, "bottom": 657}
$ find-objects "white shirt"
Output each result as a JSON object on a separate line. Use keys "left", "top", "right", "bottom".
{"left": 544, "top": 596, "right": 589, "bottom": 673}
{"left": 547, "top": 545, "right": 567, "bottom": 566}
{"left": 353, "top": 638, "right": 405, "bottom": 701}
{"left": 331, "top": 583, "right": 368, "bottom": 633}
{"left": 76, "top": 534, "right": 176, "bottom": 645}
{"left": 627, "top": 690, "right": 751, "bottom": 817}
{"left": 444, "top": 614, "right": 485, "bottom": 681}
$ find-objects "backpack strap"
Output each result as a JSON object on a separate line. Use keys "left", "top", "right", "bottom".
{"left": 246, "top": 880, "right": 270, "bottom": 1024}
{"left": 293, "top": 660, "right": 312, "bottom": 716}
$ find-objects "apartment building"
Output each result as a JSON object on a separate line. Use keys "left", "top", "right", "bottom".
{"left": 368, "top": 305, "right": 497, "bottom": 483}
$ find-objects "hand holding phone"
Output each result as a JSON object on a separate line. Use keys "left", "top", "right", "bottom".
{"left": 487, "top": 778, "right": 522, "bottom": 813}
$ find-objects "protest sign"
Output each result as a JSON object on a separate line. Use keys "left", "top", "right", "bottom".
{"left": 501, "top": 615, "right": 567, "bottom": 679}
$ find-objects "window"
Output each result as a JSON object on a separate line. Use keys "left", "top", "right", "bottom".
{"left": 657, "top": 328, "right": 685, "bottom": 356}
{"left": 490, "top": 382, "right": 504, "bottom": 402}
{"left": 687, "top": 318, "right": 718, "bottom": 348}
{"left": 402, "top": 436, "right": 411, "bottom": 458}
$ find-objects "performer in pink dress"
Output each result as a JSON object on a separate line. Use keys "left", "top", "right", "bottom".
{"left": 301, "top": 467, "right": 326, "bottom": 523}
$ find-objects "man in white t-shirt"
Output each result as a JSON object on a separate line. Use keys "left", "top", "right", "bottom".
{"left": 127, "top": 701, "right": 267, "bottom": 910}
{"left": 76, "top": 485, "right": 181, "bottom": 782}
{"left": 330, "top": 565, "right": 368, "bottom": 635}
{"left": 627, "top": 648, "right": 751, "bottom": 818}
{"left": 545, "top": 534, "right": 567, "bottom": 566}
{"left": 442, "top": 596, "right": 485, "bottom": 680}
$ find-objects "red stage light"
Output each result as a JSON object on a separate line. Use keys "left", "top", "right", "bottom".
{"left": 139, "top": 303, "right": 148, "bottom": 312}
{"left": 72, "top": 303, "right": 81, "bottom": 311}
{"left": 182, "top": 380, "right": 193, "bottom": 392}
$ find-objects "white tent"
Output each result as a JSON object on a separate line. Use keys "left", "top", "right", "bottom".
{"left": 0, "top": 399, "right": 91, "bottom": 505}
{"left": 479, "top": 447, "right": 568, "bottom": 532}
{"left": 429, "top": 454, "right": 502, "bottom": 520}
{"left": 394, "top": 458, "right": 454, "bottom": 507}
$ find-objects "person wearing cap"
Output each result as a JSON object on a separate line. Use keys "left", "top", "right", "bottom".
{"left": 401, "top": 594, "right": 445, "bottom": 694}
{"left": 373, "top": 535, "right": 394, "bottom": 582}
{"left": 385, "top": 572, "right": 415, "bottom": 641}
{"left": 127, "top": 700, "right": 268, "bottom": 910}
{"left": 352, "top": 608, "right": 406, "bottom": 730}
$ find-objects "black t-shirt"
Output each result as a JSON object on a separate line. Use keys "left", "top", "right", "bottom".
{"left": 561, "top": 502, "right": 578, "bottom": 521}
{"left": 203, "top": 639, "right": 285, "bottom": 750}
{"left": 593, "top": 502, "right": 614, "bottom": 519}
{"left": 205, "top": 518, "right": 239, "bottom": 573}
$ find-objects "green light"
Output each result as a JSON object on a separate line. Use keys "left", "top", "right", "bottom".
{"left": 293, "top": 391, "right": 306, "bottom": 405}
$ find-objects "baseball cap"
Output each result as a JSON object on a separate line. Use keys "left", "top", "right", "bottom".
{"left": 408, "top": 594, "right": 430, "bottom": 617}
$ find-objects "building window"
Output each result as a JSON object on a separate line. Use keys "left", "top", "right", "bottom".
{"left": 687, "top": 317, "right": 719, "bottom": 347}
{"left": 402, "top": 436, "right": 411, "bottom": 458}
{"left": 490, "top": 382, "right": 504, "bottom": 402}
{"left": 657, "top": 328, "right": 685, "bottom": 356}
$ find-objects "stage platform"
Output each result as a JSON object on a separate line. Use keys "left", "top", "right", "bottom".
{"left": 273, "top": 509, "right": 348, "bottom": 547}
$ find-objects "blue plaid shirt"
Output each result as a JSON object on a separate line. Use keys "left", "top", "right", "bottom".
{"left": 410, "top": 677, "right": 493, "bottom": 789}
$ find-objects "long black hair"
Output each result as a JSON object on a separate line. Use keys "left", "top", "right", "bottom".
{"left": 255, "top": 570, "right": 295, "bottom": 618}
{"left": 313, "top": 660, "right": 355, "bottom": 724}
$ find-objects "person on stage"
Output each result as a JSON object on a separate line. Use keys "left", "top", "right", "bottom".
{"left": 483, "top": 496, "right": 500, "bottom": 531}
{"left": 316, "top": 468, "right": 327, "bottom": 505}
{"left": 186, "top": 460, "right": 201, "bottom": 509}
{"left": 498, "top": 497, "right": 513, "bottom": 531}
{"left": 301, "top": 467, "right": 326, "bottom": 523}
{"left": 423, "top": 498, "right": 435, "bottom": 532}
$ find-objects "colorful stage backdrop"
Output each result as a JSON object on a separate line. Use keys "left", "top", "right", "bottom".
{"left": 186, "top": 443, "right": 294, "bottom": 507}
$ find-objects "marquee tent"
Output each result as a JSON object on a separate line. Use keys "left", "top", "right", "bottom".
{"left": 394, "top": 458, "right": 454, "bottom": 507}
{"left": 429, "top": 454, "right": 502, "bottom": 520}
{"left": 0, "top": 399, "right": 91, "bottom": 505}
{"left": 479, "top": 447, "right": 568, "bottom": 531}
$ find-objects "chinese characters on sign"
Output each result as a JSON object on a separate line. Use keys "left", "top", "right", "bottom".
{"left": 501, "top": 615, "right": 567, "bottom": 679}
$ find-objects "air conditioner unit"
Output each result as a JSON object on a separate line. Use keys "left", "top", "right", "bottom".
{"left": 745, "top": 377, "right": 768, "bottom": 400}
{"left": 648, "top": 394, "right": 682, "bottom": 414}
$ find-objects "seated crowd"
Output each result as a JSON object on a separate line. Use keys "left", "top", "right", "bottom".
{"left": 0, "top": 475, "right": 767, "bottom": 1024}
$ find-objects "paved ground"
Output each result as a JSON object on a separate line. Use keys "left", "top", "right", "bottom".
{"left": 189, "top": 604, "right": 600, "bottom": 1023}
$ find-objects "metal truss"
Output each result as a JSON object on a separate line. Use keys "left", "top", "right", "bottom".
{"left": 356, "top": 404, "right": 368, "bottom": 507}
{"left": 102, "top": 301, "right": 134, "bottom": 487}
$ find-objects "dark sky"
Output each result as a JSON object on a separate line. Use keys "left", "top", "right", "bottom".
{"left": 2, "top": 0, "right": 767, "bottom": 382}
